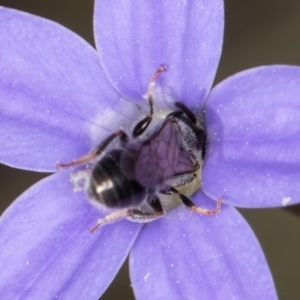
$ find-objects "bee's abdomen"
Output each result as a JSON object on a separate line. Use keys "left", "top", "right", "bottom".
{"left": 88, "top": 149, "right": 146, "bottom": 208}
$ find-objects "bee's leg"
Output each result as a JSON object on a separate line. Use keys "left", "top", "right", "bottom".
{"left": 126, "top": 209, "right": 164, "bottom": 223}
{"left": 169, "top": 102, "right": 206, "bottom": 152}
{"left": 57, "top": 129, "right": 129, "bottom": 168}
{"left": 132, "top": 65, "right": 167, "bottom": 138}
{"left": 174, "top": 102, "right": 197, "bottom": 124}
{"left": 90, "top": 206, "right": 164, "bottom": 233}
{"left": 160, "top": 185, "right": 223, "bottom": 215}
{"left": 89, "top": 209, "right": 131, "bottom": 233}
{"left": 126, "top": 196, "right": 164, "bottom": 222}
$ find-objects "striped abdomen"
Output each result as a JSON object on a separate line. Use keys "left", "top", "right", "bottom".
{"left": 88, "top": 149, "right": 146, "bottom": 208}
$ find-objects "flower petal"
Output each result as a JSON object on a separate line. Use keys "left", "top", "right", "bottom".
{"left": 0, "top": 172, "right": 141, "bottom": 299}
{"left": 94, "top": 0, "right": 223, "bottom": 110}
{"left": 204, "top": 65, "right": 300, "bottom": 208}
{"left": 0, "top": 7, "right": 139, "bottom": 172}
{"left": 130, "top": 192, "right": 277, "bottom": 300}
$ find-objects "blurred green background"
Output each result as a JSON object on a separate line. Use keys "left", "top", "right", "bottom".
{"left": 0, "top": 0, "right": 300, "bottom": 299}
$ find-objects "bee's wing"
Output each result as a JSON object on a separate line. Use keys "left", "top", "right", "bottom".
{"left": 175, "top": 150, "right": 197, "bottom": 175}
{"left": 135, "top": 120, "right": 195, "bottom": 188}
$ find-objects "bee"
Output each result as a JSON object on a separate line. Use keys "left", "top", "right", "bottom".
{"left": 58, "top": 66, "right": 222, "bottom": 232}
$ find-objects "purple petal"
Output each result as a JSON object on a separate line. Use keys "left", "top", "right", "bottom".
{"left": 130, "top": 192, "right": 277, "bottom": 300}
{"left": 0, "top": 7, "right": 139, "bottom": 172}
{"left": 0, "top": 172, "right": 141, "bottom": 299}
{"left": 203, "top": 65, "right": 300, "bottom": 208}
{"left": 94, "top": 0, "right": 223, "bottom": 110}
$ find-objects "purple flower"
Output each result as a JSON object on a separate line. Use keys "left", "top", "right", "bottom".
{"left": 0, "top": 0, "right": 299, "bottom": 299}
